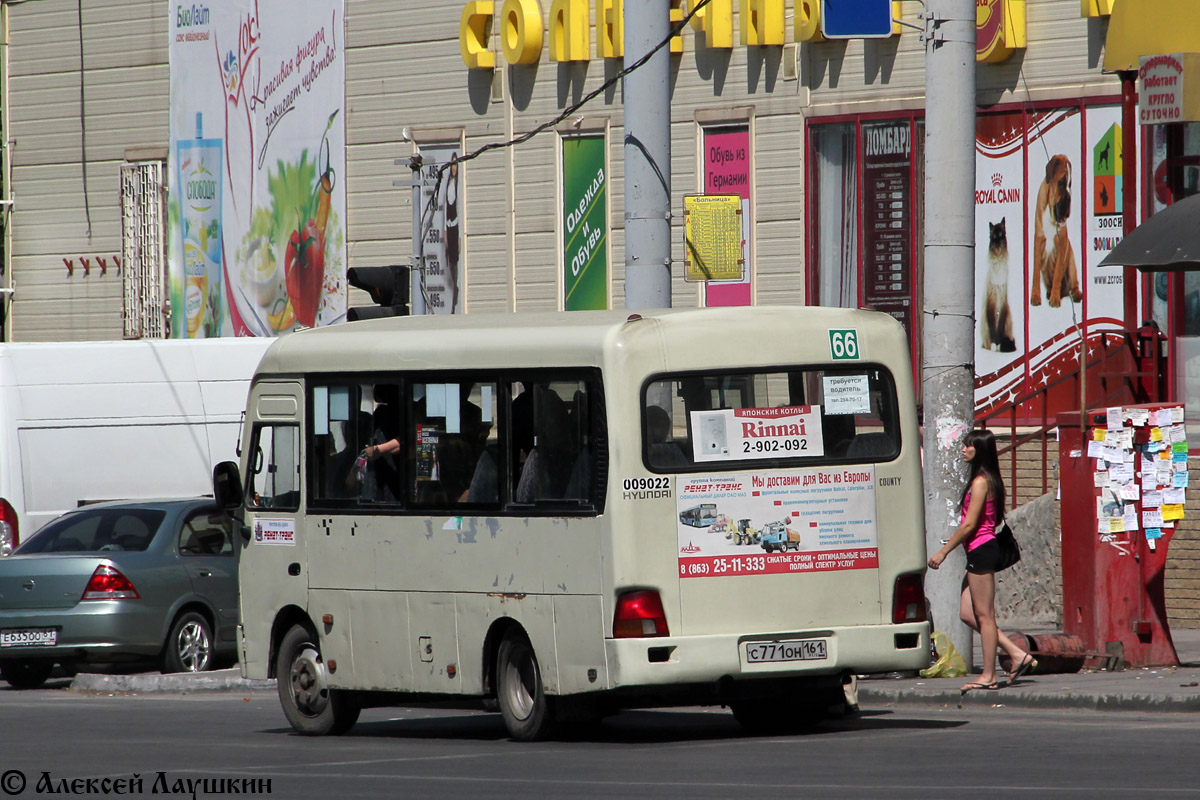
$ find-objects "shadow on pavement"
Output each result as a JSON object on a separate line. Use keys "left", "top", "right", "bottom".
{"left": 262, "top": 707, "right": 966, "bottom": 744}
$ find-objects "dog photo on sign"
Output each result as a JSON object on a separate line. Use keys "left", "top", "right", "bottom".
{"left": 1031, "top": 153, "right": 1082, "bottom": 308}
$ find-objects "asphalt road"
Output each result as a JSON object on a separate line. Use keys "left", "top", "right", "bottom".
{"left": 1, "top": 687, "right": 1198, "bottom": 799}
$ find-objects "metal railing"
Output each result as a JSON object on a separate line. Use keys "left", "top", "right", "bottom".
{"left": 978, "top": 328, "right": 1167, "bottom": 510}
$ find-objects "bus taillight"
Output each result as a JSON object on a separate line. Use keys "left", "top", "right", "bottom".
{"left": 613, "top": 590, "right": 670, "bottom": 638}
{"left": 892, "top": 574, "right": 927, "bottom": 623}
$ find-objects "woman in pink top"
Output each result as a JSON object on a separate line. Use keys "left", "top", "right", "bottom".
{"left": 927, "top": 430, "right": 1036, "bottom": 694}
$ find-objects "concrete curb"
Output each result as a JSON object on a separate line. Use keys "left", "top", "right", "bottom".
{"left": 858, "top": 685, "right": 1200, "bottom": 713}
{"left": 70, "top": 668, "right": 275, "bottom": 694}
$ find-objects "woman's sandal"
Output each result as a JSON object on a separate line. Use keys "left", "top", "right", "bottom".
{"left": 959, "top": 680, "right": 1000, "bottom": 696}
{"left": 1009, "top": 654, "right": 1038, "bottom": 683}
{"left": 960, "top": 681, "right": 998, "bottom": 705}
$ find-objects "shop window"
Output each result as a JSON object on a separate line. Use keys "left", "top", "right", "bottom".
{"left": 808, "top": 116, "right": 924, "bottom": 398}
{"left": 810, "top": 122, "right": 859, "bottom": 309}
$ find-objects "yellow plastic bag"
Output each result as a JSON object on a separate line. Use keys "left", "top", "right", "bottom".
{"left": 920, "top": 631, "right": 967, "bottom": 678}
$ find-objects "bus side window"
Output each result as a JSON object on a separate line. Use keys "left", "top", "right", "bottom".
{"left": 407, "top": 380, "right": 501, "bottom": 511}
{"left": 512, "top": 378, "right": 593, "bottom": 505}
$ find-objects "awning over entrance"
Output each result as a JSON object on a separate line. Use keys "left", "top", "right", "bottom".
{"left": 1098, "top": 192, "right": 1200, "bottom": 271}
{"left": 1104, "top": 0, "right": 1200, "bottom": 72}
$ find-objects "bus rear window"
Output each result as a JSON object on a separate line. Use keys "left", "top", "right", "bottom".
{"left": 643, "top": 366, "right": 901, "bottom": 471}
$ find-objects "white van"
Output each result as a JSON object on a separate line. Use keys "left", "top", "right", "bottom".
{"left": 0, "top": 338, "right": 274, "bottom": 554}
{"left": 215, "top": 307, "right": 931, "bottom": 740}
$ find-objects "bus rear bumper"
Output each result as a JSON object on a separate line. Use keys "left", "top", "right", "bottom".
{"left": 604, "top": 622, "right": 930, "bottom": 689}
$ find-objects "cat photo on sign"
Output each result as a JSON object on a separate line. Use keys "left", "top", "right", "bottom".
{"left": 982, "top": 217, "right": 1016, "bottom": 353}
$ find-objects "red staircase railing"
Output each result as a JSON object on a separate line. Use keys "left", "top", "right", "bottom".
{"left": 977, "top": 327, "right": 1167, "bottom": 510}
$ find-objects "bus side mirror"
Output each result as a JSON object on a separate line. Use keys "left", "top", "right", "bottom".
{"left": 213, "top": 461, "right": 244, "bottom": 513}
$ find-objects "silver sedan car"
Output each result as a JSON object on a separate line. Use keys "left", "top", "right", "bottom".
{"left": 0, "top": 499, "right": 238, "bottom": 689}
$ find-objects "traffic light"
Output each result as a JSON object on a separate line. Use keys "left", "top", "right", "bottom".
{"left": 346, "top": 265, "right": 410, "bottom": 321}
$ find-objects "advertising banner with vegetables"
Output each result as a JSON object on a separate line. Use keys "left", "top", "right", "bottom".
{"left": 676, "top": 468, "right": 879, "bottom": 578}
{"left": 168, "top": 0, "right": 347, "bottom": 338}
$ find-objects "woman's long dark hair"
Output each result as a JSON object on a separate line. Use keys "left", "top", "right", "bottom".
{"left": 962, "top": 429, "right": 1005, "bottom": 522}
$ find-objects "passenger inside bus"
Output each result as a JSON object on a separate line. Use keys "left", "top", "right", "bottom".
{"left": 646, "top": 405, "right": 688, "bottom": 466}
{"left": 361, "top": 385, "right": 401, "bottom": 502}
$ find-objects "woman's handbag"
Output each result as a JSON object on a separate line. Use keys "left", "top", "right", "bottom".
{"left": 995, "top": 520, "right": 1021, "bottom": 571}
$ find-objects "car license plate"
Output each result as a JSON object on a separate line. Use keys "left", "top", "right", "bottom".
{"left": 745, "top": 639, "right": 827, "bottom": 663}
{"left": 0, "top": 628, "right": 58, "bottom": 648}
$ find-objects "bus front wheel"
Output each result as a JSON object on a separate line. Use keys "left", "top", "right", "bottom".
{"left": 496, "top": 631, "right": 553, "bottom": 741}
{"left": 276, "top": 624, "right": 360, "bottom": 736}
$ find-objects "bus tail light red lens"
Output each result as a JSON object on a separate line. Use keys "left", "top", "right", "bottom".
{"left": 892, "top": 573, "right": 927, "bottom": 623}
{"left": 82, "top": 565, "right": 141, "bottom": 601}
{"left": 613, "top": 590, "right": 669, "bottom": 638}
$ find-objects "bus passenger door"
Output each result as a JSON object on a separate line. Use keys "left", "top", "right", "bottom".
{"left": 238, "top": 382, "right": 306, "bottom": 680}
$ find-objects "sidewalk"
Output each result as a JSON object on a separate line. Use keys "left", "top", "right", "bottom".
{"left": 857, "top": 626, "right": 1200, "bottom": 713}
{"left": 69, "top": 628, "right": 1200, "bottom": 713}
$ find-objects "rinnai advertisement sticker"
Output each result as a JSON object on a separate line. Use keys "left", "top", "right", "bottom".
{"left": 677, "top": 468, "right": 878, "bottom": 578}
{"left": 690, "top": 406, "right": 824, "bottom": 462}
{"left": 168, "top": 0, "right": 348, "bottom": 338}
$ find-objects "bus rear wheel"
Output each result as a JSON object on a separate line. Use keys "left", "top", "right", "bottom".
{"left": 496, "top": 631, "right": 553, "bottom": 741}
{"left": 276, "top": 624, "right": 360, "bottom": 736}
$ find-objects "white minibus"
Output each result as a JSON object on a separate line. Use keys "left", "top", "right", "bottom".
{"left": 213, "top": 307, "right": 931, "bottom": 740}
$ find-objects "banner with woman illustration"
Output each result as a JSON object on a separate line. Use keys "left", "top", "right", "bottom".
{"left": 168, "top": 0, "right": 347, "bottom": 337}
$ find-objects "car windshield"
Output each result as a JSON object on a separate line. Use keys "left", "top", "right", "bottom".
{"left": 15, "top": 508, "right": 167, "bottom": 554}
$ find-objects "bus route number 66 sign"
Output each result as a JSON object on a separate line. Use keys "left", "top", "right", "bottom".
{"left": 829, "top": 329, "right": 860, "bottom": 360}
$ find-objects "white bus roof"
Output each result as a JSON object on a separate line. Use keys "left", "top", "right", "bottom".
{"left": 254, "top": 307, "right": 909, "bottom": 376}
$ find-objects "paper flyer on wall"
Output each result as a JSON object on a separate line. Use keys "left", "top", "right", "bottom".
{"left": 677, "top": 468, "right": 878, "bottom": 578}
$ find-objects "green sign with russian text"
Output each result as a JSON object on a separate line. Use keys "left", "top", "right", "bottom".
{"left": 562, "top": 136, "right": 608, "bottom": 310}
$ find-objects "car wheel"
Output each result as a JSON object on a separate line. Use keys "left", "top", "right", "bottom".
{"left": 496, "top": 630, "right": 553, "bottom": 741}
{"left": 276, "top": 624, "right": 359, "bottom": 736}
{"left": 163, "top": 611, "right": 213, "bottom": 673}
{"left": 1, "top": 659, "right": 54, "bottom": 690}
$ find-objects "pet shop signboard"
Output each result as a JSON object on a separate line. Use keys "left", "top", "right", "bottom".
{"left": 168, "top": 0, "right": 348, "bottom": 338}
{"left": 974, "top": 105, "right": 1135, "bottom": 418}
{"left": 676, "top": 468, "right": 879, "bottom": 578}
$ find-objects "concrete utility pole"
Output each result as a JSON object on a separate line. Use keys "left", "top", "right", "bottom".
{"left": 623, "top": 0, "right": 672, "bottom": 309}
{"left": 921, "top": 0, "right": 977, "bottom": 665}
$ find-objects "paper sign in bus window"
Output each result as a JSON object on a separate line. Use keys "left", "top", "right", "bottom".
{"left": 822, "top": 374, "right": 871, "bottom": 415}
{"left": 691, "top": 406, "right": 825, "bottom": 462}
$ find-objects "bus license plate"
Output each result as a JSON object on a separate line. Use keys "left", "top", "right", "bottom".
{"left": 745, "top": 639, "right": 827, "bottom": 663}
{"left": 0, "top": 628, "right": 57, "bottom": 648}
